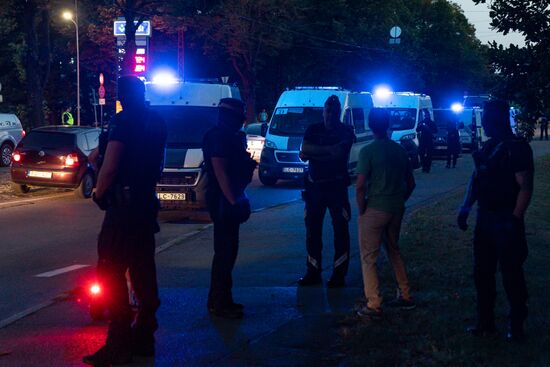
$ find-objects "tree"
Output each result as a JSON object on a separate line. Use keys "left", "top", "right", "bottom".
{"left": 473, "top": 0, "right": 550, "bottom": 113}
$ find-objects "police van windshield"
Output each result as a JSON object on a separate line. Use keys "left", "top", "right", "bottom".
{"left": 386, "top": 108, "right": 417, "bottom": 131}
{"left": 269, "top": 107, "right": 323, "bottom": 136}
{"left": 150, "top": 106, "right": 218, "bottom": 148}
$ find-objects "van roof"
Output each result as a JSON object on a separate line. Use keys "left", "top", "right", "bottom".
{"left": 276, "top": 89, "right": 351, "bottom": 108}
{"left": 145, "top": 81, "right": 241, "bottom": 107}
{"left": 372, "top": 92, "right": 432, "bottom": 109}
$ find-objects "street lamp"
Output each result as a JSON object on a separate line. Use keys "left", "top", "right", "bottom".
{"left": 62, "top": 9, "right": 80, "bottom": 126}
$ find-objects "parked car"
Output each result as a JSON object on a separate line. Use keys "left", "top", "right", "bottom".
{"left": 245, "top": 122, "right": 266, "bottom": 162}
{"left": 11, "top": 126, "right": 100, "bottom": 198}
{"left": 0, "top": 113, "right": 25, "bottom": 167}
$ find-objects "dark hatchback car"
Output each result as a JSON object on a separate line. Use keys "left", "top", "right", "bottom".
{"left": 11, "top": 126, "right": 100, "bottom": 198}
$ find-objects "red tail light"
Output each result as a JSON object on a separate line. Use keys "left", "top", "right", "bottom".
{"left": 89, "top": 284, "right": 102, "bottom": 296}
{"left": 65, "top": 153, "right": 79, "bottom": 167}
{"left": 21, "top": 130, "right": 26, "bottom": 138}
{"left": 12, "top": 151, "right": 21, "bottom": 163}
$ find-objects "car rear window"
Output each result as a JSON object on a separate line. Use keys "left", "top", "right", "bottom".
{"left": 21, "top": 132, "right": 75, "bottom": 149}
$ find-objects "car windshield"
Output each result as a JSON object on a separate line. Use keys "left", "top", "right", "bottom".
{"left": 150, "top": 106, "right": 219, "bottom": 148}
{"left": 22, "top": 132, "right": 75, "bottom": 149}
{"left": 385, "top": 108, "right": 417, "bottom": 131}
{"left": 269, "top": 107, "right": 323, "bottom": 136}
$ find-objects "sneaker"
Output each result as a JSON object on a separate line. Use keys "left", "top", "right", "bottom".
{"left": 356, "top": 306, "right": 383, "bottom": 319}
{"left": 83, "top": 344, "right": 132, "bottom": 366}
{"left": 326, "top": 276, "right": 345, "bottom": 288}
{"left": 387, "top": 297, "right": 416, "bottom": 310}
{"left": 297, "top": 272, "right": 322, "bottom": 286}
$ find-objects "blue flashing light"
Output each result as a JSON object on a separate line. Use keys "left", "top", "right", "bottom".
{"left": 451, "top": 102, "right": 464, "bottom": 113}
{"left": 374, "top": 85, "right": 392, "bottom": 98}
{"left": 151, "top": 72, "right": 179, "bottom": 86}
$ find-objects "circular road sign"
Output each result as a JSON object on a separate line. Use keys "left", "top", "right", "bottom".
{"left": 98, "top": 86, "right": 106, "bottom": 99}
{"left": 390, "top": 26, "right": 402, "bottom": 38}
{"left": 99, "top": 73, "right": 104, "bottom": 85}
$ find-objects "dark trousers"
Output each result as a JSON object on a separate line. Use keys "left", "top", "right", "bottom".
{"left": 97, "top": 207, "right": 160, "bottom": 350}
{"left": 418, "top": 141, "right": 433, "bottom": 172}
{"left": 446, "top": 150, "right": 458, "bottom": 167}
{"left": 473, "top": 211, "right": 528, "bottom": 330}
{"left": 207, "top": 205, "right": 241, "bottom": 309}
{"left": 541, "top": 124, "right": 548, "bottom": 140}
{"left": 304, "top": 182, "right": 351, "bottom": 278}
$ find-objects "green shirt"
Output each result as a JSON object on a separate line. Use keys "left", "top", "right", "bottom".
{"left": 356, "top": 139, "right": 411, "bottom": 214}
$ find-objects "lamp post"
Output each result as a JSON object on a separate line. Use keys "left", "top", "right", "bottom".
{"left": 62, "top": 9, "right": 80, "bottom": 126}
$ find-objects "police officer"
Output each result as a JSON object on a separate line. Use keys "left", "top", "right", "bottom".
{"left": 84, "top": 76, "right": 167, "bottom": 365}
{"left": 416, "top": 109, "right": 437, "bottom": 173}
{"left": 298, "top": 95, "right": 355, "bottom": 288}
{"left": 203, "top": 98, "right": 257, "bottom": 319}
{"left": 62, "top": 106, "right": 74, "bottom": 125}
{"left": 446, "top": 119, "right": 461, "bottom": 168}
{"left": 458, "top": 100, "right": 534, "bottom": 342}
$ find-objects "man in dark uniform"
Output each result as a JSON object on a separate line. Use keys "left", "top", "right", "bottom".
{"left": 416, "top": 109, "right": 437, "bottom": 173}
{"left": 203, "top": 98, "right": 257, "bottom": 319}
{"left": 298, "top": 95, "right": 355, "bottom": 288}
{"left": 84, "top": 76, "right": 167, "bottom": 365}
{"left": 458, "top": 100, "right": 534, "bottom": 342}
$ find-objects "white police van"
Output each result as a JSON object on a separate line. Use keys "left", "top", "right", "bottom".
{"left": 258, "top": 87, "right": 374, "bottom": 186}
{"left": 145, "top": 78, "right": 241, "bottom": 210}
{"left": 371, "top": 92, "right": 434, "bottom": 168}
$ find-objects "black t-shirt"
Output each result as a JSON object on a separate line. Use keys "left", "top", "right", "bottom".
{"left": 303, "top": 122, "right": 355, "bottom": 184}
{"left": 108, "top": 107, "right": 167, "bottom": 198}
{"left": 476, "top": 137, "right": 533, "bottom": 213}
{"left": 417, "top": 117, "right": 437, "bottom": 144}
{"left": 203, "top": 126, "right": 251, "bottom": 202}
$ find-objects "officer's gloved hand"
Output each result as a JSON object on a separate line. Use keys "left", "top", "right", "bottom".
{"left": 92, "top": 192, "right": 109, "bottom": 211}
{"left": 457, "top": 206, "right": 470, "bottom": 231}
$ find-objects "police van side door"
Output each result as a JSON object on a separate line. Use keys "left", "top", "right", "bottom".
{"left": 347, "top": 94, "right": 374, "bottom": 174}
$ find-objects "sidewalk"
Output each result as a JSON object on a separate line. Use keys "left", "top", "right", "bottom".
{"left": 1, "top": 142, "right": 549, "bottom": 366}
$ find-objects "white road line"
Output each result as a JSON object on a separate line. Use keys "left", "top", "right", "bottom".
{"left": 35, "top": 264, "right": 90, "bottom": 278}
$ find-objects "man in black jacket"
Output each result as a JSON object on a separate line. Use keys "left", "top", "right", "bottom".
{"left": 416, "top": 109, "right": 437, "bottom": 173}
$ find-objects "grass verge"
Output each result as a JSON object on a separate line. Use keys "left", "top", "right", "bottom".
{"left": 341, "top": 155, "right": 550, "bottom": 367}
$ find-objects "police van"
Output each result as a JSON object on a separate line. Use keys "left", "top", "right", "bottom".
{"left": 258, "top": 87, "right": 374, "bottom": 186}
{"left": 145, "top": 79, "right": 241, "bottom": 210}
{"left": 371, "top": 92, "right": 434, "bottom": 168}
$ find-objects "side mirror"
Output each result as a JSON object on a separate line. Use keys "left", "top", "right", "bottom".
{"left": 261, "top": 123, "right": 268, "bottom": 137}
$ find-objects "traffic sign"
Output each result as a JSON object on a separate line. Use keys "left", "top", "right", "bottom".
{"left": 99, "top": 98, "right": 106, "bottom": 106}
{"left": 98, "top": 86, "right": 106, "bottom": 99}
{"left": 390, "top": 26, "right": 402, "bottom": 38}
{"left": 113, "top": 21, "right": 151, "bottom": 37}
{"left": 99, "top": 73, "right": 104, "bottom": 85}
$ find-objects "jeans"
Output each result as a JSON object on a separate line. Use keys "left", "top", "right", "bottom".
{"left": 304, "top": 182, "right": 351, "bottom": 278}
{"left": 358, "top": 208, "right": 410, "bottom": 309}
{"left": 473, "top": 211, "right": 528, "bottom": 329}
{"left": 97, "top": 206, "right": 160, "bottom": 350}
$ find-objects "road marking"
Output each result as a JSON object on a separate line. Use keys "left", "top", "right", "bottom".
{"left": 35, "top": 264, "right": 90, "bottom": 278}
{"left": 0, "top": 192, "right": 73, "bottom": 210}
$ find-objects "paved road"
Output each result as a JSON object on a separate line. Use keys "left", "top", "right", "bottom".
{"left": 0, "top": 142, "right": 548, "bottom": 366}
{"left": 0, "top": 171, "right": 302, "bottom": 324}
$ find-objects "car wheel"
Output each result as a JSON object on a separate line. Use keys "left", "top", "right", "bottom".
{"left": 76, "top": 172, "right": 94, "bottom": 199}
{"left": 0, "top": 142, "right": 13, "bottom": 167}
{"left": 12, "top": 183, "right": 30, "bottom": 194}
{"left": 259, "top": 172, "right": 277, "bottom": 186}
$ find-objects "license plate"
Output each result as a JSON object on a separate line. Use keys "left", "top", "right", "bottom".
{"left": 28, "top": 170, "right": 52, "bottom": 179}
{"left": 282, "top": 167, "right": 304, "bottom": 173}
{"left": 157, "top": 193, "right": 186, "bottom": 201}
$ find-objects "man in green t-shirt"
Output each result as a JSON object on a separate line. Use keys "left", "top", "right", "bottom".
{"left": 355, "top": 108, "right": 416, "bottom": 317}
